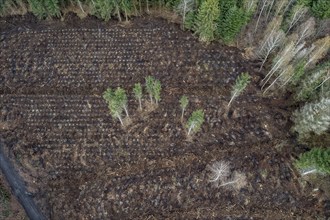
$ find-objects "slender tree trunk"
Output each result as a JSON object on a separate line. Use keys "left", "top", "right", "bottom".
{"left": 181, "top": 109, "right": 185, "bottom": 121}
{"left": 117, "top": 114, "right": 124, "bottom": 126}
{"left": 220, "top": 179, "right": 239, "bottom": 187}
{"left": 301, "top": 169, "right": 317, "bottom": 176}
{"left": 138, "top": 98, "right": 142, "bottom": 111}
{"left": 188, "top": 123, "right": 195, "bottom": 136}
{"left": 124, "top": 106, "right": 129, "bottom": 117}
{"left": 228, "top": 90, "right": 238, "bottom": 107}
{"left": 259, "top": 50, "right": 271, "bottom": 71}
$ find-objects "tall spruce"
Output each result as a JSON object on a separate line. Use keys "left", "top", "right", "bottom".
{"left": 195, "top": 0, "right": 219, "bottom": 42}
{"left": 292, "top": 97, "right": 330, "bottom": 140}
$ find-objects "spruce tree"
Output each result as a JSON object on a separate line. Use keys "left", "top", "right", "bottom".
{"left": 179, "top": 95, "right": 189, "bottom": 121}
{"left": 295, "top": 147, "right": 330, "bottom": 175}
{"left": 292, "top": 97, "right": 330, "bottom": 140}
{"left": 133, "top": 83, "right": 143, "bottom": 111}
{"left": 186, "top": 109, "right": 204, "bottom": 136}
{"left": 195, "top": 0, "right": 219, "bottom": 42}
{"left": 228, "top": 72, "right": 251, "bottom": 107}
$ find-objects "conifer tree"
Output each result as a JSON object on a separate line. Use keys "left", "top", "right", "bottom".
{"left": 179, "top": 95, "right": 189, "bottom": 121}
{"left": 295, "top": 147, "right": 330, "bottom": 175}
{"left": 228, "top": 73, "right": 251, "bottom": 107}
{"left": 218, "top": 5, "right": 247, "bottom": 43}
{"left": 186, "top": 109, "right": 204, "bottom": 136}
{"left": 195, "top": 0, "right": 219, "bottom": 42}
{"left": 115, "top": 87, "right": 129, "bottom": 117}
{"left": 133, "top": 83, "right": 143, "bottom": 111}
{"left": 28, "top": 0, "right": 47, "bottom": 19}
{"left": 44, "top": 0, "right": 61, "bottom": 17}
{"left": 145, "top": 76, "right": 162, "bottom": 105}
{"left": 311, "top": 0, "right": 330, "bottom": 19}
{"left": 92, "top": 0, "right": 114, "bottom": 21}
{"left": 292, "top": 97, "right": 330, "bottom": 140}
{"left": 294, "top": 62, "right": 330, "bottom": 102}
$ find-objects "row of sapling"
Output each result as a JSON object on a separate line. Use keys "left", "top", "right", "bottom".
{"left": 103, "top": 76, "right": 161, "bottom": 126}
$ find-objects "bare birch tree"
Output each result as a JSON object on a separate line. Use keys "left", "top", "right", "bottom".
{"left": 286, "top": 5, "right": 308, "bottom": 33}
{"left": 304, "top": 36, "right": 330, "bottom": 69}
{"left": 262, "top": 36, "right": 305, "bottom": 92}
{"left": 177, "top": 0, "right": 194, "bottom": 30}
{"left": 255, "top": 0, "right": 271, "bottom": 32}
{"left": 257, "top": 17, "right": 285, "bottom": 70}
{"left": 258, "top": 30, "right": 285, "bottom": 70}
{"left": 295, "top": 17, "right": 316, "bottom": 46}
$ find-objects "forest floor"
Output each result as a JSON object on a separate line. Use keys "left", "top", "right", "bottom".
{"left": 0, "top": 14, "right": 329, "bottom": 219}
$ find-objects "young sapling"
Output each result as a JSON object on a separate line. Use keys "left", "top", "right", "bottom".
{"left": 103, "top": 87, "right": 128, "bottom": 126}
{"left": 145, "top": 76, "right": 162, "bottom": 106}
{"left": 108, "top": 99, "right": 124, "bottom": 126}
{"left": 133, "top": 83, "right": 143, "bottom": 111}
{"left": 152, "top": 79, "right": 161, "bottom": 105}
{"left": 228, "top": 72, "right": 251, "bottom": 107}
{"left": 115, "top": 87, "right": 129, "bottom": 117}
{"left": 103, "top": 88, "right": 114, "bottom": 104}
{"left": 179, "top": 95, "right": 189, "bottom": 121}
{"left": 186, "top": 109, "right": 204, "bottom": 136}
{"left": 145, "top": 76, "right": 154, "bottom": 103}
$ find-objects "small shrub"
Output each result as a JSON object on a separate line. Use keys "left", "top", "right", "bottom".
{"left": 295, "top": 147, "right": 330, "bottom": 175}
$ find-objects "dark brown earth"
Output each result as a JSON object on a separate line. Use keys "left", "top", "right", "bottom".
{"left": 0, "top": 14, "right": 328, "bottom": 219}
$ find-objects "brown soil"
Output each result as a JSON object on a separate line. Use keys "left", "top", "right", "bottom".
{"left": 0, "top": 13, "right": 328, "bottom": 219}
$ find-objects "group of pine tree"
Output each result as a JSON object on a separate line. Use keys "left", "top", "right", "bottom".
{"left": 1, "top": 0, "right": 329, "bottom": 174}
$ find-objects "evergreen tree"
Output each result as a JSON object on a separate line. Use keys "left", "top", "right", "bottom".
{"left": 228, "top": 72, "right": 251, "bottom": 107}
{"left": 294, "top": 61, "right": 330, "bottom": 102}
{"left": 195, "top": 0, "right": 219, "bottom": 42}
{"left": 186, "top": 109, "right": 204, "bottom": 136}
{"left": 133, "top": 83, "right": 143, "bottom": 111}
{"left": 91, "top": 0, "right": 114, "bottom": 21}
{"left": 179, "top": 95, "right": 189, "bottom": 120}
{"left": 218, "top": 5, "right": 246, "bottom": 43}
{"left": 311, "top": 0, "right": 330, "bottom": 19}
{"left": 292, "top": 97, "right": 330, "bottom": 140}
{"left": 28, "top": 0, "right": 47, "bottom": 19}
{"left": 44, "top": 0, "right": 61, "bottom": 17}
{"left": 295, "top": 147, "right": 330, "bottom": 175}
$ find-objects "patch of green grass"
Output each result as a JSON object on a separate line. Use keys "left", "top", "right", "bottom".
{"left": 0, "top": 183, "right": 11, "bottom": 218}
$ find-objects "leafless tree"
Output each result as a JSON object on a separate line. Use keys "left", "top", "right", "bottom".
{"left": 304, "top": 36, "right": 330, "bottom": 69}
{"left": 295, "top": 17, "right": 316, "bottom": 46}
{"left": 207, "top": 161, "right": 230, "bottom": 187}
{"left": 257, "top": 17, "right": 285, "bottom": 70}
{"left": 262, "top": 36, "right": 305, "bottom": 92}
{"left": 258, "top": 30, "right": 285, "bottom": 71}
{"left": 255, "top": 0, "right": 271, "bottom": 32}
{"left": 286, "top": 5, "right": 308, "bottom": 33}
{"left": 177, "top": 0, "right": 194, "bottom": 30}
